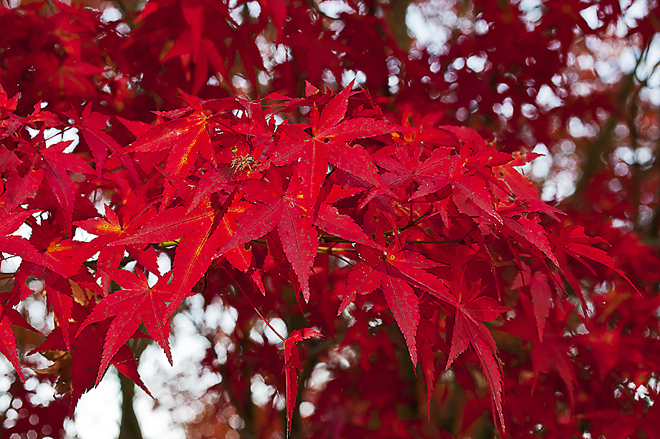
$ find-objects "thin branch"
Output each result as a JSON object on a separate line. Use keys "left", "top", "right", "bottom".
{"left": 317, "top": 246, "right": 357, "bottom": 253}
{"left": 406, "top": 239, "right": 463, "bottom": 244}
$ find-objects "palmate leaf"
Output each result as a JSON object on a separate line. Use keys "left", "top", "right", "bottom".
{"left": 34, "top": 138, "right": 94, "bottom": 235}
{"left": 74, "top": 203, "right": 161, "bottom": 288}
{"left": 119, "top": 106, "right": 213, "bottom": 177}
{"left": 111, "top": 198, "right": 232, "bottom": 317}
{"left": 377, "top": 145, "right": 456, "bottom": 196}
{"left": 117, "top": 102, "right": 216, "bottom": 206}
{"left": 111, "top": 204, "right": 215, "bottom": 247}
{"left": 315, "top": 203, "right": 382, "bottom": 249}
{"left": 341, "top": 235, "right": 511, "bottom": 428}
{"left": 272, "top": 82, "right": 399, "bottom": 207}
{"left": 553, "top": 225, "right": 638, "bottom": 292}
{"left": 33, "top": 302, "right": 150, "bottom": 413}
{"left": 165, "top": 217, "right": 228, "bottom": 316}
{"left": 0, "top": 168, "right": 43, "bottom": 212}
{"left": 4, "top": 2, "right": 659, "bottom": 436}
{"left": 75, "top": 204, "right": 129, "bottom": 296}
{"left": 501, "top": 215, "right": 559, "bottom": 267}
{"left": 345, "top": 239, "right": 448, "bottom": 367}
{"left": 215, "top": 176, "right": 319, "bottom": 301}
{"left": 313, "top": 183, "right": 383, "bottom": 250}
{"left": 76, "top": 269, "right": 172, "bottom": 384}
{"left": 217, "top": 198, "right": 254, "bottom": 272}
{"left": 0, "top": 208, "right": 51, "bottom": 271}
{"left": 65, "top": 104, "right": 140, "bottom": 184}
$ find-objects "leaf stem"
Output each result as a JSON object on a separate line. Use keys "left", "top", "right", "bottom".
{"left": 220, "top": 265, "right": 286, "bottom": 342}
{"left": 384, "top": 211, "right": 434, "bottom": 237}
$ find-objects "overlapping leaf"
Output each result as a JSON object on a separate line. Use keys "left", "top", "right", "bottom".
{"left": 215, "top": 176, "right": 319, "bottom": 301}
{"left": 76, "top": 269, "right": 172, "bottom": 383}
{"left": 112, "top": 198, "right": 230, "bottom": 317}
{"left": 272, "top": 82, "right": 399, "bottom": 207}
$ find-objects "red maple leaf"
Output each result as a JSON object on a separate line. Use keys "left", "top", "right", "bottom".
{"left": 314, "top": 184, "right": 383, "bottom": 250}
{"left": 0, "top": 206, "right": 48, "bottom": 272}
{"left": 32, "top": 302, "right": 150, "bottom": 413}
{"left": 117, "top": 96, "right": 218, "bottom": 206}
{"left": 343, "top": 235, "right": 462, "bottom": 367}
{"left": 75, "top": 204, "right": 160, "bottom": 296}
{"left": 112, "top": 196, "right": 230, "bottom": 318}
{"left": 215, "top": 175, "right": 319, "bottom": 301}
{"left": 553, "top": 225, "right": 638, "bottom": 292}
{"left": 272, "top": 82, "right": 398, "bottom": 207}
{"left": 65, "top": 103, "right": 140, "bottom": 183}
{"left": 76, "top": 269, "right": 172, "bottom": 384}
{"left": 22, "top": 135, "right": 94, "bottom": 234}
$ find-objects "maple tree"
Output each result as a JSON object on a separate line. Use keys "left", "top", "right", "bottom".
{"left": 1, "top": 0, "right": 660, "bottom": 438}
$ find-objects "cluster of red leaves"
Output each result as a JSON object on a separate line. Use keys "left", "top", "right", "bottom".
{"left": 1, "top": 0, "right": 660, "bottom": 438}
{"left": 0, "top": 75, "right": 640, "bottom": 435}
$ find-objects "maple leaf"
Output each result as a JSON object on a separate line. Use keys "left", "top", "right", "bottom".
{"left": 0, "top": 168, "right": 43, "bottom": 213}
{"left": 32, "top": 302, "right": 150, "bottom": 412}
{"left": 119, "top": 97, "right": 213, "bottom": 175}
{"left": 343, "top": 237, "right": 461, "bottom": 367}
{"left": 76, "top": 269, "right": 172, "bottom": 384}
{"left": 5, "top": 2, "right": 660, "bottom": 437}
{"left": 272, "top": 82, "right": 399, "bottom": 207}
{"left": 117, "top": 98, "right": 214, "bottom": 206}
{"left": 500, "top": 215, "right": 560, "bottom": 267}
{"left": 111, "top": 197, "right": 231, "bottom": 318}
{"left": 216, "top": 198, "right": 255, "bottom": 272}
{"left": 75, "top": 204, "right": 160, "bottom": 296}
{"left": 188, "top": 168, "right": 234, "bottom": 212}
{"left": 283, "top": 328, "right": 324, "bottom": 435}
{"left": 493, "top": 151, "right": 563, "bottom": 218}
{"left": 215, "top": 176, "right": 319, "bottom": 301}
{"left": 75, "top": 204, "right": 129, "bottom": 295}
{"left": 31, "top": 137, "right": 94, "bottom": 234}
{"left": 0, "top": 83, "right": 18, "bottom": 116}
{"left": 377, "top": 145, "right": 458, "bottom": 198}
{"left": 66, "top": 104, "right": 139, "bottom": 183}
